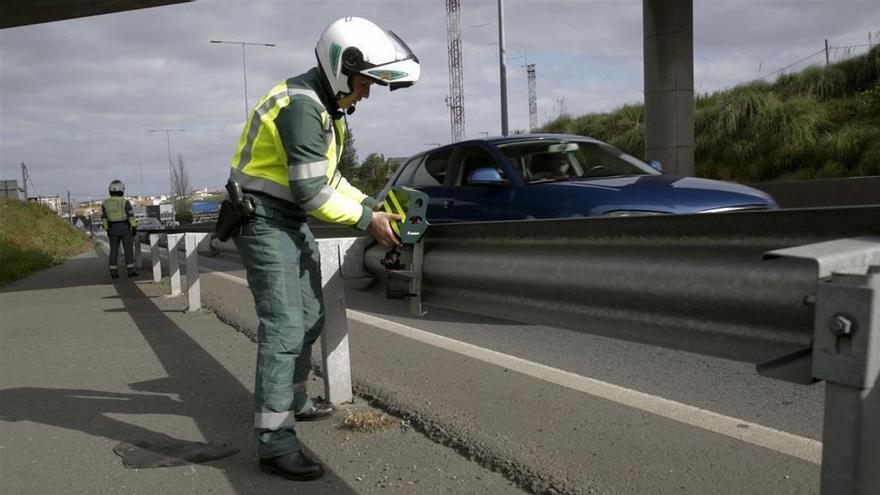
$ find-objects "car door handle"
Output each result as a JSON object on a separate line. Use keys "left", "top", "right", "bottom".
{"left": 443, "top": 200, "right": 455, "bottom": 209}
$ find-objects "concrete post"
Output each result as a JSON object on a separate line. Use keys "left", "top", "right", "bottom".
{"left": 317, "top": 238, "right": 365, "bottom": 404}
{"left": 134, "top": 236, "right": 143, "bottom": 269}
{"left": 166, "top": 233, "right": 183, "bottom": 296}
{"left": 150, "top": 234, "right": 163, "bottom": 283}
{"left": 184, "top": 233, "right": 208, "bottom": 312}
{"left": 643, "top": 0, "right": 694, "bottom": 176}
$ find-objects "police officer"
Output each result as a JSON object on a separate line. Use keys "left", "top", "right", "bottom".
{"left": 101, "top": 180, "right": 138, "bottom": 279}
{"left": 228, "top": 17, "right": 419, "bottom": 481}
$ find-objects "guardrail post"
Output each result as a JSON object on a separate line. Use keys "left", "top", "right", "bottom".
{"left": 814, "top": 269, "right": 879, "bottom": 494}
{"left": 184, "top": 232, "right": 208, "bottom": 312}
{"left": 317, "top": 238, "right": 359, "bottom": 404}
{"left": 764, "top": 236, "right": 880, "bottom": 494}
{"left": 150, "top": 234, "right": 163, "bottom": 283}
{"left": 166, "top": 233, "right": 183, "bottom": 296}
{"left": 134, "top": 235, "right": 143, "bottom": 269}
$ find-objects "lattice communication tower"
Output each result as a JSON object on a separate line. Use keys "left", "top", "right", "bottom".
{"left": 526, "top": 64, "right": 537, "bottom": 132}
{"left": 446, "top": 0, "right": 465, "bottom": 142}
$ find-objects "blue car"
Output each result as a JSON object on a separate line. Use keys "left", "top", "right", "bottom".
{"left": 378, "top": 134, "right": 777, "bottom": 222}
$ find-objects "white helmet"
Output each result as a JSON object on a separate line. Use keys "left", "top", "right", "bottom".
{"left": 109, "top": 180, "right": 125, "bottom": 194}
{"left": 315, "top": 17, "right": 420, "bottom": 99}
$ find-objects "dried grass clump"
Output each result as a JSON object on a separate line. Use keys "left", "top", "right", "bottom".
{"left": 342, "top": 410, "right": 400, "bottom": 433}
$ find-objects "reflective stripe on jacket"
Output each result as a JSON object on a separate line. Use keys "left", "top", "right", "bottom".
{"left": 229, "top": 68, "right": 374, "bottom": 229}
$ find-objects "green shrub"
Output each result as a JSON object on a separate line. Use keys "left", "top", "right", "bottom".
{"left": 857, "top": 140, "right": 880, "bottom": 176}
{"left": 539, "top": 45, "right": 879, "bottom": 182}
{"left": 0, "top": 199, "right": 93, "bottom": 285}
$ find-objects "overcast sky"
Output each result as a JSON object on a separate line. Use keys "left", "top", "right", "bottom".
{"left": 1, "top": 0, "right": 878, "bottom": 202}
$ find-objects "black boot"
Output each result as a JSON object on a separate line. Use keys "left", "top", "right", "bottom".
{"left": 127, "top": 269, "right": 139, "bottom": 277}
{"left": 110, "top": 269, "right": 119, "bottom": 279}
{"left": 294, "top": 397, "right": 336, "bottom": 422}
{"left": 259, "top": 451, "right": 324, "bottom": 481}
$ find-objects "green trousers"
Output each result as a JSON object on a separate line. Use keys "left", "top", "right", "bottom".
{"left": 107, "top": 222, "right": 135, "bottom": 273}
{"left": 234, "top": 193, "right": 323, "bottom": 459}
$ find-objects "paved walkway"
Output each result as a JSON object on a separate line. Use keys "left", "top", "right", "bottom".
{"left": 0, "top": 246, "right": 521, "bottom": 495}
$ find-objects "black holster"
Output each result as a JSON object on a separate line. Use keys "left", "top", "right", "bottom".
{"left": 215, "top": 180, "right": 254, "bottom": 241}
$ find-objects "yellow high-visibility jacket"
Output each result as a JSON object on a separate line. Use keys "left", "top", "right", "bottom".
{"left": 228, "top": 68, "right": 376, "bottom": 229}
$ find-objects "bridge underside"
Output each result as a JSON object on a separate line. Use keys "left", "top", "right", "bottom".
{"left": 1, "top": 0, "right": 191, "bottom": 29}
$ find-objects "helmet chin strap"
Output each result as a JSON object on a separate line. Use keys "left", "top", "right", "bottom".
{"left": 332, "top": 103, "right": 355, "bottom": 120}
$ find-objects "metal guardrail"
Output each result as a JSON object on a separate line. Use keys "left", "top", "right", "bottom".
{"left": 750, "top": 176, "right": 880, "bottom": 208}
{"left": 364, "top": 205, "right": 879, "bottom": 494}
{"left": 139, "top": 221, "right": 366, "bottom": 239}
{"left": 364, "top": 206, "right": 878, "bottom": 365}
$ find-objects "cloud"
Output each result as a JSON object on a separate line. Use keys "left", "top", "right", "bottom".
{"left": 2, "top": 0, "right": 878, "bottom": 201}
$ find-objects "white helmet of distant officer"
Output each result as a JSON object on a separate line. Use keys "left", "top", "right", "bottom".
{"left": 108, "top": 179, "right": 125, "bottom": 195}
{"left": 315, "top": 16, "right": 420, "bottom": 111}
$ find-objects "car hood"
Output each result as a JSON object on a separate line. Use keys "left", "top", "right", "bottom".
{"left": 543, "top": 175, "right": 777, "bottom": 215}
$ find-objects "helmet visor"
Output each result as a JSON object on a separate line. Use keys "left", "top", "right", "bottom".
{"left": 387, "top": 31, "right": 418, "bottom": 64}
{"left": 359, "top": 30, "right": 420, "bottom": 89}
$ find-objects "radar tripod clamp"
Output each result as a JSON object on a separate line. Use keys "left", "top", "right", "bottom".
{"left": 379, "top": 187, "right": 429, "bottom": 315}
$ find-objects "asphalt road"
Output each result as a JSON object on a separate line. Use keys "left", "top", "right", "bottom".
{"left": 1, "top": 246, "right": 527, "bottom": 495}
{"left": 184, "top": 247, "right": 826, "bottom": 494}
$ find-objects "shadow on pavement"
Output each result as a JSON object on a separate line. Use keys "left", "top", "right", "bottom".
{"left": 0, "top": 247, "right": 136, "bottom": 293}
{"left": 0, "top": 261, "right": 357, "bottom": 494}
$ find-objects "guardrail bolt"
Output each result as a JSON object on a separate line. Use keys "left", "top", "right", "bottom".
{"left": 828, "top": 314, "right": 856, "bottom": 336}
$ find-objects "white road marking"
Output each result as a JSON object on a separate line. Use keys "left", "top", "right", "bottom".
{"left": 204, "top": 268, "right": 249, "bottom": 286}
{"left": 206, "top": 270, "right": 823, "bottom": 464}
{"left": 347, "top": 309, "right": 823, "bottom": 465}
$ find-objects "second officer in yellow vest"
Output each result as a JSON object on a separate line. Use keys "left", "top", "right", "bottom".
{"left": 101, "top": 179, "right": 138, "bottom": 279}
{"left": 228, "top": 17, "right": 419, "bottom": 481}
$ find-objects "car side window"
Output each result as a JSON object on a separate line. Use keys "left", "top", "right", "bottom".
{"left": 455, "top": 147, "right": 503, "bottom": 186}
{"left": 411, "top": 149, "right": 452, "bottom": 187}
{"left": 394, "top": 156, "right": 424, "bottom": 186}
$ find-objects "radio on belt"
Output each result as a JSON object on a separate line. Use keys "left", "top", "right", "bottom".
{"left": 379, "top": 187, "right": 429, "bottom": 315}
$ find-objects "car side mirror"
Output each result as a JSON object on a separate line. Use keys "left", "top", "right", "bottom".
{"left": 647, "top": 160, "right": 664, "bottom": 173}
{"left": 468, "top": 167, "right": 509, "bottom": 186}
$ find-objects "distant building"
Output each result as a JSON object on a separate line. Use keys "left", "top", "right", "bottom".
{"left": 191, "top": 200, "right": 220, "bottom": 224}
{"left": 192, "top": 188, "right": 210, "bottom": 200}
{"left": 132, "top": 206, "right": 148, "bottom": 220}
{"left": 145, "top": 203, "right": 174, "bottom": 224}
{"left": 0, "top": 179, "right": 24, "bottom": 200}
{"left": 33, "top": 195, "right": 62, "bottom": 213}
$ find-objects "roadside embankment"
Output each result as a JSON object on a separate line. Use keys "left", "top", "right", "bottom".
{"left": 0, "top": 199, "right": 93, "bottom": 285}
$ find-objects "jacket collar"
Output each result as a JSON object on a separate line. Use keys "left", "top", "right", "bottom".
{"left": 305, "top": 67, "right": 345, "bottom": 120}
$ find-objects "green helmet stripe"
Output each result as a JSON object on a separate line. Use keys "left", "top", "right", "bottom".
{"left": 330, "top": 43, "right": 341, "bottom": 77}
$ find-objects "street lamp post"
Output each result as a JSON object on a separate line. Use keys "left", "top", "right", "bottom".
{"left": 497, "top": 0, "right": 509, "bottom": 136}
{"left": 148, "top": 128, "right": 185, "bottom": 223}
{"left": 210, "top": 40, "right": 276, "bottom": 120}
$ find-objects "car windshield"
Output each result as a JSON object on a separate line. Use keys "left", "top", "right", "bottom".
{"left": 497, "top": 140, "right": 658, "bottom": 184}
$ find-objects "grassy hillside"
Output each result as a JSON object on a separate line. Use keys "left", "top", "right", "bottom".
{"left": 0, "top": 199, "right": 94, "bottom": 285}
{"left": 540, "top": 46, "right": 880, "bottom": 182}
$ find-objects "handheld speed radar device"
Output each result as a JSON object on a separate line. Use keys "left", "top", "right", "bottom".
{"left": 379, "top": 187, "right": 429, "bottom": 314}
{"left": 380, "top": 186, "right": 428, "bottom": 245}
